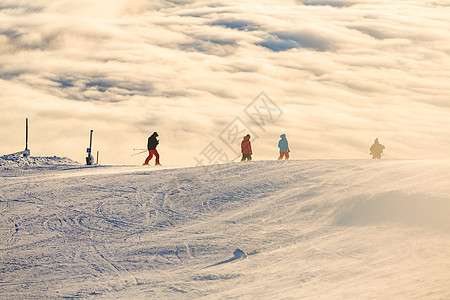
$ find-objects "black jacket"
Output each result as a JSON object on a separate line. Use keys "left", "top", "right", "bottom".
{"left": 147, "top": 134, "right": 159, "bottom": 150}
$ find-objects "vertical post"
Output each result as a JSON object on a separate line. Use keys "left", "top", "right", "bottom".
{"left": 86, "top": 130, "right": 94, "bottom": 165}
{"left": 23, "top": 118, "right": 30, "bottom": 157}
{"left": 89, "top": 130, "right": 93, "bottom": 151}
{"left": 25, "top": 118, "right": 29, "bottom": 151}
{"left": 96, "top": 151, "right": 99, "bottom": 165}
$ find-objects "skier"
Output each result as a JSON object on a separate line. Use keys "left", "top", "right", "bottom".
{"left": 241, "top": 134, "right": 252, "bottom": 162}
{"left": 370, "top": 138, "right": 385, "bottom": 159}
{"left": 278, "top": 134, "right": 290, "bottom": 160}
{"left": 143, "top": 132, "right": 161, "bottom": 165}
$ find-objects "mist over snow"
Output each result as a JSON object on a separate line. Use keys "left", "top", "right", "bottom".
{"left": 1, "top": 0, "right": 449, "bottom": 164}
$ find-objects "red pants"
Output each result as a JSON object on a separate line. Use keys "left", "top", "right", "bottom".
{"left": 144, "top": 150, "right": 160, "bottom": 165}
{"left": 278, "top": 151, "right": 290, "bottom": 160}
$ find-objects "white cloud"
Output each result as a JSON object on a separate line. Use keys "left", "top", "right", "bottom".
{"left": 1, "top": 0, "right": 449, "bottom": 164}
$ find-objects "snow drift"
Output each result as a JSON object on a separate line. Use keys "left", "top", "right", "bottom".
{"left": 335, "top": 191, "right": 450, "bottom": 230}
{"left": 1, "top": 159, "right": 450, "bottom": 299}
{"left": 0, "top": 154, "right": 80, "bottom": 171}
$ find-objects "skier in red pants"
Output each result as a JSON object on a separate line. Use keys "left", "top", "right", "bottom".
{"left": 144, "top": 132, "right": 161, "bottom": 165}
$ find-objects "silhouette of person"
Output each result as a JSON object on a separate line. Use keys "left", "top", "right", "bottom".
{"left": 144, "top": 132, "right": 161, "bottom": 165}
{"left": 278, "top": 134, "right": 290, "bottom": 160}
{"left": 241, "top": 134, "right": 252, "bottom": 162}
{"left": 370, "top": 138, "right": 385, "bottom": 159}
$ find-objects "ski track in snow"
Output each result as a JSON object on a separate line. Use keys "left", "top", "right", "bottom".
{"left": 1, "top": 159, "right": 450, "bottom": 299}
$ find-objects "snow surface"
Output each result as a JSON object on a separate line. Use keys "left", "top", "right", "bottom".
{"left": 1, "top": 158, "right": 450, "bottom": 299}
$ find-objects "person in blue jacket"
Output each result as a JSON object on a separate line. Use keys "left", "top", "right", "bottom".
{"left": 278, "top": 134, "right": 290, "bottom": 160}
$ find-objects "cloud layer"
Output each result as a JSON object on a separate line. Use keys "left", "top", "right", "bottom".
{"left": 1, "top": 0, "right": 449, "bottom": 164}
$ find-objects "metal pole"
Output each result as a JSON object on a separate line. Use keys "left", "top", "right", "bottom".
{"left": 86, "top": 130, "right": 94, "bottom": 165}
{"left": 131, "top": 150, "right": 147, "bottom": 156}
{"left": 89, "top": 130, "right": 93, "bottom": 150}
{"left": 231, "top": 154, "right": 241, "bottom": 162}
{"left": 25, "top": 118, "right": 28, "bottom": 151}
{"left": 96, "top": 151, "right": 99, "bottom": 165}
{"left": 22, "top": 118, "right": 30, "bottom": 157}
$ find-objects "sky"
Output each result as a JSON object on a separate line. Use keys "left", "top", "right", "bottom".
{"left": 1, "top": 0, "right": 449, "bottom": 165}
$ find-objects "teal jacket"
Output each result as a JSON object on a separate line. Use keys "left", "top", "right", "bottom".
{"left": 278, "top": 134, "right": 289, "bottom": 152}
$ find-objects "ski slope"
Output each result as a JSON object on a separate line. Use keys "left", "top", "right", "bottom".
{"left": 1, "top": 157, "right": 450, "bottom": 299}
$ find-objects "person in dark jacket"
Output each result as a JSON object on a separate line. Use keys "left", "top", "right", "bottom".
{"left": 241, "top": 134, "right": 252, "bottom": 162}
{"left": 278, "top": 134, "right": 290, "bottom": 160}
{"left": 370, "top": 138, "right": 385, "bottom": 159}
{"left": 144, "top": 132, "right": 161, "bottom": 165}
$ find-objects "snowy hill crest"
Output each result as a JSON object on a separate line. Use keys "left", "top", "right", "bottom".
{"left": 0, "top": 154, "right": 80, "bottom": 170}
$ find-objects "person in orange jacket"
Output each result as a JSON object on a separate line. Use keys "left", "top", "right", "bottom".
{"left": 241, "top": 134, "right": 252, "bottom": 162}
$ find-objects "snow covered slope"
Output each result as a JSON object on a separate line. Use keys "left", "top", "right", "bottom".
{"left": 1, "top": 159, "right": 450, "bottom": 299}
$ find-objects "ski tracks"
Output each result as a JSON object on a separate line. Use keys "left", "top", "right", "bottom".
{"left": 40, "top": 211, "right": 139, "bottom": 293}
{"left": 4, "top": 214, "right": 30, "bottom": 243}
{"left": 93, "top": 245, "right": 138, "bottom": 286}
{"left": 0, "top": 199, "right": 10, "bottom": 214}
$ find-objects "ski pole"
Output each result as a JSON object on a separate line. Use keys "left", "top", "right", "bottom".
{"left": 230, "top": 154, "right": 241, "bottom": 162}
{"left": 133, "top": 148, "right": 147, "bottom": 151}
{"left": 131, "top": 150, "right": 147, "bottom": 156}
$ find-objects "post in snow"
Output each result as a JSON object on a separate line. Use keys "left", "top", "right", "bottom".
{"left": 23, "top": 118, "right": 30, "bottom": 157}
{"left": 86, "top": 130, "right": 94, "bottom": 165}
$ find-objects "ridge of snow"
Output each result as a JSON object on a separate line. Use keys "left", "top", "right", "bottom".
{"left": 0, "top": 154, "right": 80, "bottom": 171}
